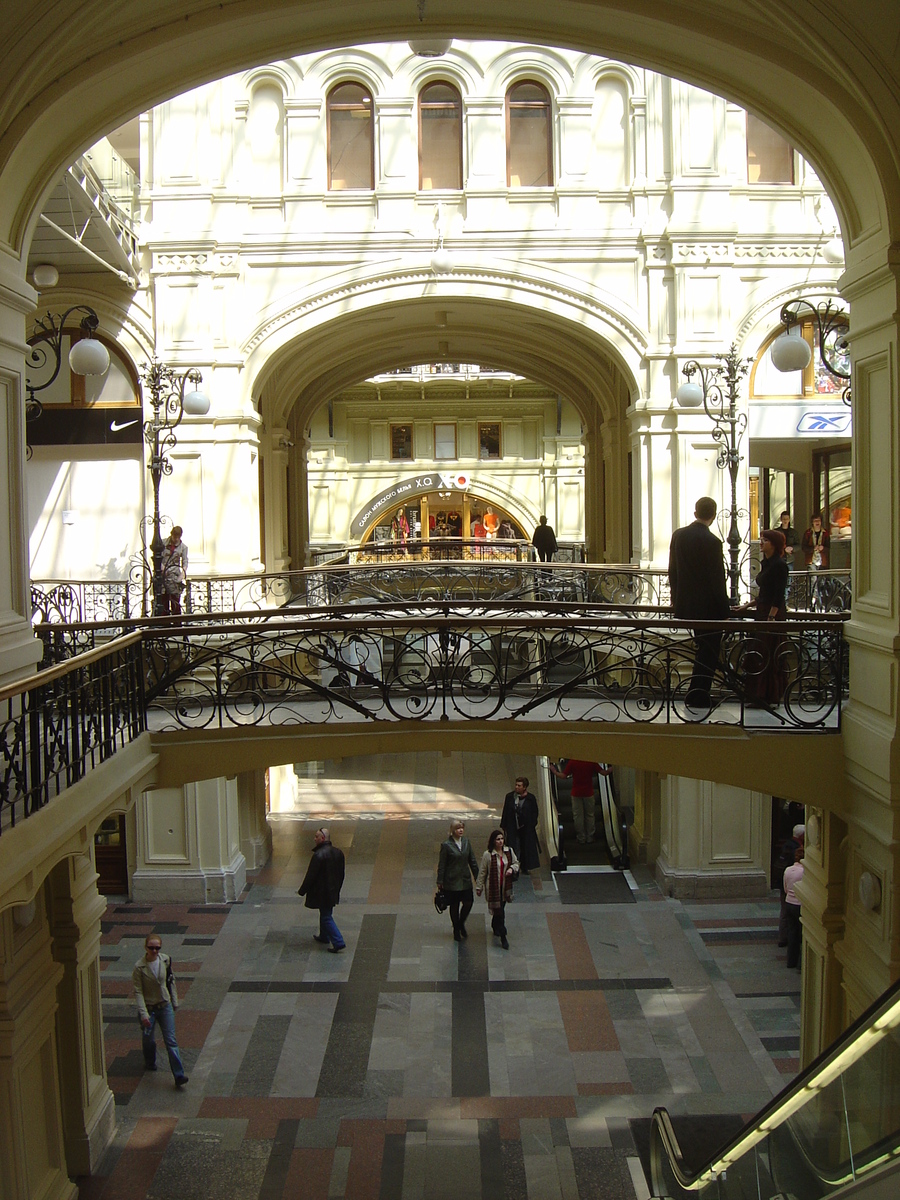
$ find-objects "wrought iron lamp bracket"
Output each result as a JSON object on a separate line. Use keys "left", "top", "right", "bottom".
{"left": 779, "top": 297, "right": 851, "bottom": 406}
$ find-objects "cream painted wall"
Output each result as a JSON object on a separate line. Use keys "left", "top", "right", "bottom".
{"left": 656, "top": 775, "right": 770, "bottom": 899}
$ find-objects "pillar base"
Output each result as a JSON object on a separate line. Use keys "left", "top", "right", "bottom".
{"left": 132, "top": 852, "right": 246, "bottom": 903}
{"left": 71, "top": 1085, "right": 116, "bottom": 1176}
{"left": 655, "top": 855, "right": 769, "bottom": 899}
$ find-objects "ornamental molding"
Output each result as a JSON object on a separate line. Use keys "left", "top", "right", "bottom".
{"left": 734, "top": 244, "right": 821, "bottom": 260}
{"left": 155, "top": 252, "right": 209, "bottom": 271}
{"left": 242, "top": 262, "right": 649, "bottom": 357}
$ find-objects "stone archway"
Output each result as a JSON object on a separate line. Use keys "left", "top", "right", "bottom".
{"left": 246, "top": 279, "right": 641, "bottom": 567}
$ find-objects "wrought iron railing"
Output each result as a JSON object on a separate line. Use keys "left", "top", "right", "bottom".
{"left": 0, "top": 635, "right": 145, "bottom": 836}
{"left": 5, "top": 602, "right": 848, "bottom": 832}
{"left": 32, "top": 564, "right": 851, "bottom": 624}
{"left": 137, "top": 608, "right": 846, "bottom": 734}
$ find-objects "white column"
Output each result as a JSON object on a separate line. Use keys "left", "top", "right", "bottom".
{"left": 0, "top": 253, "right": 43, "bottom": 684}
{"left": 132, "top": 778, "right": 246, "bottom": 903}
{"left": 656, "top": 776, "right": 771, "bottom": 898}
{"left": 0, "top": 894, "right": 75, "bottom": 1200}
{"left": 46, "top": 854, "right": 116, "bottom": 1174}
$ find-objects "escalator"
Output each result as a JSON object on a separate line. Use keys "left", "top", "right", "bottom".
{"left": 549, "top": 759, "right": 629, "bottom": 870}
{"left": 651, "top": 975, "right": 900, "bottom": 1199}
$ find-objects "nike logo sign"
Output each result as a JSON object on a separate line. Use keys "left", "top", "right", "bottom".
{"left": 110, "top": 418, "right": 139, "bottom": 432}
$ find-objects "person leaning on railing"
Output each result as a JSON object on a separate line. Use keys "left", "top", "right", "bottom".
{"left": 733, "top": 528, "right": 789, "bottom": 706}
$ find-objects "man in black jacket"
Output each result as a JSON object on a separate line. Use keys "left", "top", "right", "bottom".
{"left": 298, "top": 827, "right": 346, "bottom": 952}
{"left": 668, "top": 496, "right": 731, "bottom": 708}
{"left": 532, "top": 515, "right": 558, "bottom": 562}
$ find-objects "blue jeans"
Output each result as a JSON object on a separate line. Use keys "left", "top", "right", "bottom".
{"left": 142, "top": 1002, "right": 186, "bottom": 1080}
{"left": 319, "top": 906, "right": 345, "bottom": 949}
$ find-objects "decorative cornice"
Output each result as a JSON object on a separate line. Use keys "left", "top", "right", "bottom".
{"left": 243, "top": 262, "right": 649, "bottom": 356}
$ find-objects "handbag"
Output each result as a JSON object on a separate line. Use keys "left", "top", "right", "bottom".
{"left": 434, "top": 888, "right": 450, "bottom": 915}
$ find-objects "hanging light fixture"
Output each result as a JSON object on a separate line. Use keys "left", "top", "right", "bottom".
{"left": 771, "top": 296, "right": 851, "bottom": 405}
{"left": 770, "top": 331, "right": 812, "bottom": 372}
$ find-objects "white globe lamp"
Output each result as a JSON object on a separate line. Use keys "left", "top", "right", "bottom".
{"left": 675, "top": 381, "right": 704, "bottom": 408}
{"left": 68, "top": 337, "right": 110, "bottom": 377}
{"left": 431, "top": 245, "right": 453, "bottom": 274}
{"left": 770, "top": 333, "right": 812, "bottom": 373}
{"left": 183, "top": 389, "right": 210, "bottom": 416}
{"left": 409, "top": 38, "right": 452, "bottom": 57}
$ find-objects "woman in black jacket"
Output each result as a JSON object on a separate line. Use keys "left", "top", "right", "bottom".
{"left": 744, "top": 529, "right": 789, "bottom": 704}
{"left": 436, "top": 819, "right": 479, "bottom": 941}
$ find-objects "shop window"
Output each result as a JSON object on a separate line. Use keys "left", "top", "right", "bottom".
{"left": 747, "top": 113, "right": 794, "bottom": 184}
{"left": 391, "top": 423, "right": 413, "bottom": 460}
{"left": 478, "top": 422, "right": 501, "bottom": 459}
{"left": 433, "top": 422, "right": 456, "bottom": 460}
{"left": 507, "top": 81, "right": 553, "bottom": 187}
{"left": 327, "top": 82, "right": 374, "bottom": 190}
{"left": 419, "top": 82, "right": 462, "bottom": 190}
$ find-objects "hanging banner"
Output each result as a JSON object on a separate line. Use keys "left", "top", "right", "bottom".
{"left": 350, "top": 471, "right": 471, "bottom": 538}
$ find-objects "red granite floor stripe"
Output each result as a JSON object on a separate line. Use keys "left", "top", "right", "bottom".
{"left": 173, "top": 1009, "right": 217, "bottom": 1049}
{"left": 577, "top": 1081, "right": 635, "bottom": 1095}
{"left": 95, "top": 1149, "right": 165, "bottom": 1200}
{"left": 282, "top": 1149, "right": 333, "bottom": 1200}
{"left": 126, "top": 1118, "right": 178, "bottom": 1152}
{"left": 498, "top": 1118, "right": 520, "bottom": 1140}
{"left": 557, "top": 991, "right": 619, "bottom": 1051}
{"left": 368, "top": 817, "right": 409, "bottom": 905}
{"left": 339, "top": 1121, "right": 386, "bottom": 1200}
{"left": 546, "top": 911, "right": 598, "bottom": 980}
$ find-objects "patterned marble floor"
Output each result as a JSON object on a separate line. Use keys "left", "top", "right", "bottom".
{"left": 83, "top": 752, "right": 800, "bottom": 1200}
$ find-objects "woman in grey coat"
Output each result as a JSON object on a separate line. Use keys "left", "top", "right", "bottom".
{"left": 436, "top": 818, "right": 479, "bottom": 941}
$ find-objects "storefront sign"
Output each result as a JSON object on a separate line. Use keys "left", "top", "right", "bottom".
{"left": 350, "top": 471, "right": 471, "bottom": 537}
{"left": 750, "top": 402, "right": 851, "bottom": 440}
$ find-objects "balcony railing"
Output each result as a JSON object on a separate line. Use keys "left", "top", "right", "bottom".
{"left": 0, "top": 635, "right": 145, "bottom": 836}
{"left": 32, "top": 563, "right": 850, "bottom": 624}
{"left": 5, "top": 600, "right": 848, "bottom": 832}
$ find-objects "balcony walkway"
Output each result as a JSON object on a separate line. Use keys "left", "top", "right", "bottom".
{"left": 88, "top": 751, "right": 799, "bottom": 1200}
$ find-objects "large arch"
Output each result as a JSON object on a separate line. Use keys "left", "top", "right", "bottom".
{"left": 246, "top": 277, "right": 641, "bottom": 563}
{"left": 0, "top": 0, "right": 899, "bottom": 1061}
{"left": 0, "top": 4, "right": 896, "bottom": 261}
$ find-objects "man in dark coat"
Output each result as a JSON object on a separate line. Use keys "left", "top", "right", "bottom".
{"left": 531, "top": 515, "right": 558, "bottom": 562}
{"left": 500, "top": 776, "right": 541, "bottom": 873}
{"left": 298, "top": 827, "right": 346, "bottom": 952}
{"left": 668, "top": 496, "right": 731, "bottom": 708}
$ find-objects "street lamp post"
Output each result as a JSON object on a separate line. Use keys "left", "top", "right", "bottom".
{"left": 676, "top": 343, "right": 751, "bottom": 605}
{"left": 140, "top": 358, "right": 209, "bottom": 615}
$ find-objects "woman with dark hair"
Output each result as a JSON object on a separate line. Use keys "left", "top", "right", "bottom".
{"left": 475, "top": 829, "right": 519, "bottom": 949}
{"left": 742, "top": 528, "right": 789, "bottom": 704}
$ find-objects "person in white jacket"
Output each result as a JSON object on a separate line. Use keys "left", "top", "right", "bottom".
{"left": 132, "top": 934, "right": 188, "bottom": 1086}
{"left": 475, "top": 829, "right": 519, "bottom": 950}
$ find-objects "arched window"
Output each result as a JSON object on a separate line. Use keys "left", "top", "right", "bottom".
{"left": 327, "top": 82, "right": 374, "bottom": 190}
{"left": 418, "top": 81, "right": 462, "bottom": 190}
{"left": 506, "top": 80, "right": 552, "bottom": 188}
{"left": 747, "top": 113, "right": 794, "bottom": 184}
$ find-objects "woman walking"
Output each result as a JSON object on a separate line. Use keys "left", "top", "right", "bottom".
{"left": 436, "top": 819, "right": 479, "bottom": 942}
{"left": 475, "top": 829, "right": 519, "bottom": 950}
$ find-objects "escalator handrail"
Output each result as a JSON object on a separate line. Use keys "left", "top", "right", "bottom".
{"left": 651, "top": 972, "right": 900, "bottom": 1194}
